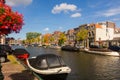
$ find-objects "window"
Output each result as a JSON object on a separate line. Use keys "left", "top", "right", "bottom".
{"left": 36, "top": 58, "right": 48, "bottom": 69}
{"left": 89, "top": 32, "right": 91, "bottom": 37}
{"left": 92, "top": 31, "right": 94, "bottom": 36}
{"left": 47, "top": 56, "right": 61, "bottom": 68}
{"left": 40, "top": 59, "right": 48, "bottom": 68}
{"left": 59, "top": 57, "right": 66, "bottom": 66}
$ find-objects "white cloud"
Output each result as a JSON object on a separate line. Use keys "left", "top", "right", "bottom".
{"left": 97, "top": 7, "right": 120, "bottom": 17}
{"left": 111, "top": 18, "right": 120, "bottom": 21}
{"left": 6, "top": 0, "right": 32, "bottom": 7}
{"left": 43, "top": 28, "right": 49, "bottom": 32}
{"left": 52, "top": 3, "right": 77, "bottom": 14}
{"left": 71, "top": 13, "right": 81, "bottom": 18}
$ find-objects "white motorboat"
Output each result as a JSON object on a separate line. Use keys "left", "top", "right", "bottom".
{"left": 26, "top": 53, "right": 71, "bottom": 80}
{"left": 84, "top": 48, "right": 120, "bottom": 57}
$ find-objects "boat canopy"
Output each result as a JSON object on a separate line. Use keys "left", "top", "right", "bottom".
{"left": 14, "top": 48, "right": 29, "bottom": 55}
{"left": 29, "top": 54, "right": 66, "bottom": 70}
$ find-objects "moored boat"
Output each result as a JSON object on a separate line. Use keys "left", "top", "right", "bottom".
{"left": 61, "top": 45, "right": 79, "bottom": 51}
{"left": 108, "top": 45, "right": 120, "bottom": 52}
{"left": 84, "top": 48, "right": 120, "bottom": 57}
{"left": 13, "top": 48, "right": 30, "bottom": 60}
{"left": 26, "top": 54, "right": 71, "bottom": 80}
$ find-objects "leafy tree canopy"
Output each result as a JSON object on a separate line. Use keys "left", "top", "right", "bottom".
{"left": 26, "top": 32, "right": 41, "bottom": 40}
{"left": 58, "top": 33, "right": 66, "bottom": 45}
{"left": 76, "top": 27, "right": 88, "bottom": 41}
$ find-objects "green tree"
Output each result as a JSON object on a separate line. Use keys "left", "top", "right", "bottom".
{"left": 26, "top": 32, "right": 41, "bottom": 44}
{"left": 35, "top": 36, "right": 40, "bottom": 43}
{"left": 22, "top": 40, "right": 26, "bottom": 44}
{"left": 58, "top": 33, "right": 66, "bottom": 46}
{"left": 26, "top": 32, "right": 41, "bottom": 39}
{"left": 76, "top": 27, "right": 88, "bottom": 46}
{"left": 49, "top": 36, "right": 54, "bottom": 44}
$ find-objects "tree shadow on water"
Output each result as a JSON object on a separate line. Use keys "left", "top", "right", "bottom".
{"left": 9, "top": 70, "right": 37, "bottom": 80}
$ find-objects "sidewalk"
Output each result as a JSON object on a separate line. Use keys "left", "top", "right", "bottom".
{"left": 1, "top": 55, "right": 38, "bottom": 80}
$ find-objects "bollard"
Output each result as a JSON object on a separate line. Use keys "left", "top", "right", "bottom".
{"left": 0, "top": 63, "right": 4, "bottom": 80}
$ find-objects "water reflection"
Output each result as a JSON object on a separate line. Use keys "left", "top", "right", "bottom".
{"left": 91, "top": 56, "right": 120, "bottom": 80}
{"left": 26, "top": 47, "right": 120, "bottom": 80}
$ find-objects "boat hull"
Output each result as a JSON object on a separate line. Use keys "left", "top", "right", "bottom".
{"left": 85, "top": 48, "right": 120, "bottom": 57}
{"left": 61, "top": 45, "right": 79, "bottom": 52}
{"left": 34, "top": 72, "right": 68, "bottom": 80}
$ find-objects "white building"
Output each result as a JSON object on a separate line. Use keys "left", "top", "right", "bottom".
{"left": 95, "top": 21, "right": 115, "bottom": 41}
{"left": 87, "top": 21, "right": 120, "bottom": 47}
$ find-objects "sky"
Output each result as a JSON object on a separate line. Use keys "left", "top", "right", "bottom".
{"left": 6, "top": 0, "right": 120, "bottom": 40}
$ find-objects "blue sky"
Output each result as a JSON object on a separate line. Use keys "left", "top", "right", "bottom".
{"left": 6, "top": 0, "right": 120, "bottom": 39}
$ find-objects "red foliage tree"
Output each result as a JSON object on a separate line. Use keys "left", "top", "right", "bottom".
{"left": 0, "top": 1, "right": 24, "bottom": 35}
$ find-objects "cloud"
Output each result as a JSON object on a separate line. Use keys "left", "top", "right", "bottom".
{"left": 111, "top": 18, "right": 120, "bottom": 21}
{"left": 97, "top": 7, "right": 120, "bottom": 17}
{"left": 6, "top": 0, "right": 32, "bottom": 7}
{"left": 71, "top": 13, "right": 81, "bottom": 18}
{"left": 52, "top": 3, "right": 77, "bottom": 14}
{"left": 43, "top": 28, "right": 49, "bottom": 31}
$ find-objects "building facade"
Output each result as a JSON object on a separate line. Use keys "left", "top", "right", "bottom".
{"left": 69, "top": 21, "right": 120, "bottom": 48}
{"left": 85, "top": 21, "right": 119, "bottom": 48}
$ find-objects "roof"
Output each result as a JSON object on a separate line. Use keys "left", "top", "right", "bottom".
{"left": 95, "top": 24, "right": 102, "bottom": 28}
{"left": 115, "top": 28, "right": 120, "bottom": 33}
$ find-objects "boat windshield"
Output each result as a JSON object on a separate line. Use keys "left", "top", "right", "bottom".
{"left": 59, "top": 57, "right": 66, "bottom": 66}
{"left": 35, "top": 54, "right": 66, "bottom": 69}
{"left": 47, "top": 56, "right": 61, "bottom": 68}
{"left": 36, "top": 58, "right": 48, "bottom": 69}
{"left": 40, "top": 59, "right": 48, "bottom": 68}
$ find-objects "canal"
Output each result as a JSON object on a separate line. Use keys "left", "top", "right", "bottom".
{"left": 25, "top": 46, "right": 120, "bottom": 80}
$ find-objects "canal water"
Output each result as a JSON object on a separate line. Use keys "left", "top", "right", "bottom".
{"left": 24, "top": 46, "right": 120, "bottom": 80}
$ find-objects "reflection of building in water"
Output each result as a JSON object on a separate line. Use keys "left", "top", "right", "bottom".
{"left": 92, "top": 56, "right": 120, "bottom": 79}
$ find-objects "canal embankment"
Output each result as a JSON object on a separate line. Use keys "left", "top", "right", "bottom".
{"left": 1, "top": 55, "right": 38, "bottom": 80}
